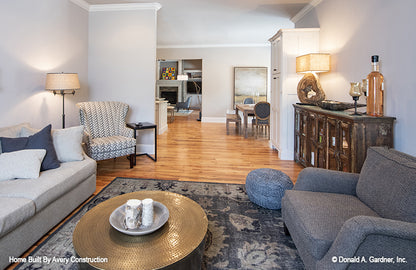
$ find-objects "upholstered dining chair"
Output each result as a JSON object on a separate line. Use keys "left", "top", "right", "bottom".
{"left": 252, "top": 102, "right": 270, "bottom": 139}
{"left": 76, "top": 101, "right": 136, "bottom": 168}
{"left": 243, "top": 97, "right": 255, "bottom": 121}
{"left": 243, "top": 97, "right": 254, "bottom": 104}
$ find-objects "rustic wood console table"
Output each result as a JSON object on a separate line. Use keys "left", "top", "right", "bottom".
{"left": 293, "top": 104, "right": 395, "bottom": 173}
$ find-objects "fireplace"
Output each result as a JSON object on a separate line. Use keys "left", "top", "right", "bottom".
{"left": 160, "top": 87, "right": 178, "bottom": 104}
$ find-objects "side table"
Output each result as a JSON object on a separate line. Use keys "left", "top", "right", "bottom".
{"left": 126, "top": 122, "right": 157, "bottom": 163}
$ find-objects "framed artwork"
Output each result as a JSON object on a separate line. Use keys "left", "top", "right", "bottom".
{"left": 234, "top": 67, "right": 267, "bottom": 106}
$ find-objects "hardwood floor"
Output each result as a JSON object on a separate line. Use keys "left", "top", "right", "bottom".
{"left": 8, "top": 110, "right": 303, "bottom": 269}
{"left": 96, "top": 110, "right": 303, "bottom": 191}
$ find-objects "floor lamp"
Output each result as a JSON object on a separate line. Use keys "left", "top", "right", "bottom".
{"left": 45, "top": 73, "right": 80, "bottom": 128}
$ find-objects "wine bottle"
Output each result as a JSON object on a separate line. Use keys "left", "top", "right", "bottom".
{"left": 366, "top": 55, "right": 384, "bottom": 116}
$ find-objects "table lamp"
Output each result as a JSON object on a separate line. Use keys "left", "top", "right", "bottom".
{"left": 296, "top": 53, "right": 330, "bottom": 104}
{"left": 45, "top": 73, "right": 80, "bottom": 128}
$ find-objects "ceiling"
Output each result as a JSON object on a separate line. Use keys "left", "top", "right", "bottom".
{"left": 84, "top": 0, "right": 312, "bottom": 47}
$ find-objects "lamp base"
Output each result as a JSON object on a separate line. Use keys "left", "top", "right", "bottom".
{"left": 297, "top": 73, "right": 325, "bottom": 105}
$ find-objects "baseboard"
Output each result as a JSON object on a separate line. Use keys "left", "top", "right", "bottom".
{"left": 270, "top": 142, "right": 294, "bottom": 161}
{"left": 279, "top": 150, "right": 294, "bottom": 160}
{"left": 202, "top": 117, "right": 226, "bottom": 123}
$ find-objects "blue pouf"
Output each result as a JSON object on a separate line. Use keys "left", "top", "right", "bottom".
{"left": 245, "top": 168, "right": 293, "bottom": 209}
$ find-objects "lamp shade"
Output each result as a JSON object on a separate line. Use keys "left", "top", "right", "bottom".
{"left": 45, "top": 73, "right": 80, "bottom": 90}
{"left": 296, "top": 53, "right": 330, "bottom": 73}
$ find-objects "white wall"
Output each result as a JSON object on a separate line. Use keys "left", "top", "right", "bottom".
{"left": 0, "top": 0, "right": 89, "bottom": 129}
{"left": 88, "top": 7, "right": 158, "bottom": 147}
{"left": 157, "top": 46, "right": 271, "bottom": 122}
{"left": 296, "top": 0, "right": 416, "bottom": 156}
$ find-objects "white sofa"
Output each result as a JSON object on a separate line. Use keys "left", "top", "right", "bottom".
{"left": 0, "top": 123, "right": 96, "bottom": 269}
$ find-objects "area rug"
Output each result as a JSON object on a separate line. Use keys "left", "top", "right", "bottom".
{"left": 174, "top": 109, "right": 193, "bottom": 116}
{"left": 16, "top": 178, "right": 304, "bottom": 270}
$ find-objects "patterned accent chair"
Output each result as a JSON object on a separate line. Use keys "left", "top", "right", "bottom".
{"left": 77, "top": 101, "right": 136, "bottom": 168}
{"left": 252, "top": 102, "right": 270, "bottom": 139}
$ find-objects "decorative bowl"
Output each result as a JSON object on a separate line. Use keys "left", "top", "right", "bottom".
{"left": 109, "top": 201, "right": 169, "bottom": 236}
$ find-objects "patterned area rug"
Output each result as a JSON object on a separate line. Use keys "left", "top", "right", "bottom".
{"left": 16, "top": 178, "right": 304, "bottom": 270}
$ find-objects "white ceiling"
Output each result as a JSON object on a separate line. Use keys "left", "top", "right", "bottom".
{"left": 84, "top": 0, "right": 312, "bottom": 47}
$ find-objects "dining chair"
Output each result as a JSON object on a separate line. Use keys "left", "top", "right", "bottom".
{"left": 243, "top": 98, "right": 255, "bottom": 122}
{"left": 252, "top": 102, "right": 270, "bottom": 139}
{"left": 243, "top": 97, "right": 254, "bottom": 104}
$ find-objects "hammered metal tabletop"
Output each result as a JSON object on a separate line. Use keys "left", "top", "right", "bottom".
{"left": 73, "top": 191, "right": 208, "bottom": 270}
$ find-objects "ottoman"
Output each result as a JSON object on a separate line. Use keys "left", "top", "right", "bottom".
{"left": 245, "top": 168, "right": 293, "bottom": 209}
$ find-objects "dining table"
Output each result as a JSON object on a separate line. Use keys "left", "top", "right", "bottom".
{"left": 235, "top": 103, "right": 255, "bottom": 138}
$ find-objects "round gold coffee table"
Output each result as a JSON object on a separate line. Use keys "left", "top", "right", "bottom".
{"left": 73, "top": 191, "right": 208, "bottom": 270}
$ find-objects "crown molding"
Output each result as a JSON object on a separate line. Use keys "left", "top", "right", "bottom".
{"left": 157, "top": 43, "right": 270, "bottom": 49}
{"left": 70, "top": 0, "right": 90, "bottom": 11}
{"left": 291, "top": 0, "right": 322, "bottom": 23}
{"left": 89, "top": 3, "right": 162, "bottom": 12}
{"left": 69, "top": 1, "right": 162, "bottom": 12}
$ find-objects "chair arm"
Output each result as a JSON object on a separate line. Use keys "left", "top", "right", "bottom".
{"left": 294, "top": 167, "right": 359, "bottom": 195}
{"left": 81, "top": 130, "right": 92, "bottom": 154}
{"left": 318, "top": 216, "right": 416, "bottom": 270}
{"left": 121, "top": 126, "right": 134, "bottom": 138}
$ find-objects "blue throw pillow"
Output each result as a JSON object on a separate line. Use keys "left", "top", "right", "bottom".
{"left": 0, "top": 124, "right": 60, "bottom": 171}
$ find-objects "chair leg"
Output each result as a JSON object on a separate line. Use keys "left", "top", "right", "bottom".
{"left": 129, "top": 154, "right": 135, "bottom": 168}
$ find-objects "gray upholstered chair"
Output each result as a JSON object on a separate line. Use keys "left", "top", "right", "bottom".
{"left": 175, "top": 96, "right": 192, "bottom": 112}
{"left": 243, "top": 97, "right": 254, "bottom": 104}
{"left": 282, "top": 147, "right": 416, "bottom": 270}
{"left": 77, "top": 101, "right": 136, "bottom": 168}
{"left": 252, "top": 101, "right": 270, "bottom": 139}
{"left": 243, "top": 97, "right": 255, "bottom": 120}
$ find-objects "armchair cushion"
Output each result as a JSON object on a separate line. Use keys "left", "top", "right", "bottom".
{"left": 357, "top": 147, "right": 416, "bottom": 223}
{"left": 89, "top": 136, "right": 135, "bottom": 161}
{"left": 282, "top": 190, "right": 379, "bottom": 260}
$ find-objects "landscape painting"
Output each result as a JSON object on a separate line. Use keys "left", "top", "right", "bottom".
{"left": 234, "top": 67, "right": 267, "bottom": 106}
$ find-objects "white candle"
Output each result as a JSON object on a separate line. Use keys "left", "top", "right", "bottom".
{"left": 125, "top": 199, "right": 142, "bottom": 229}
{"left": 142, "top": 198, "right": 154, "bottom": 227}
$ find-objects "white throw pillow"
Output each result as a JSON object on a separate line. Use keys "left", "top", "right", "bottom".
{"left": 21, "top": 125, "right": 84, "bottom": 162}
{"left": 52, "top": 126, "right": 84, "bottom": 162}
{"left": 0, "top": 149, "right": 46, "bottom": 181}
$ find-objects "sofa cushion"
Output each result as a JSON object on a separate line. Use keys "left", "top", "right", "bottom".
{"left": 1, "top": 125, "right": 60, "bottom": 171}
{"left": 0, "top": 123, "right": 30, "bottom": 154}
{"left": 0, "top": 155, "right": 96, "bottom": 212}
{"left": 0, "top": 149, "right": 46, "bottom": 181}
{"left": 21, "top": 125, "right": 85, "bottom": 163}
{"left": 282, "top": 190, "right": 379, "bottom": 260}
{"left": 357, "top": 147, "right": 416, "bottom": 223}
{"left": 0, "top": 197, "right": 35, "bottom": 238}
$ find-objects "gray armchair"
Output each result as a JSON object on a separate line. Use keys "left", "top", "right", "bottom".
{"left": 282, "top": 147, "right": 416, "bottom": 270}
{"left": 176, "top": 96, "right": 192, "bottom": 112}
{"left": 77, "top": 101, "right": 136, "bottom": 168}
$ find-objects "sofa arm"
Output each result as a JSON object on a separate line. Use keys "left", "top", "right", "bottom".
{"left": 294, "top": 167, "right": 359, "bottom": 195}
{"left": 318, "top": 216, "right": 416, "bottom": 270}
